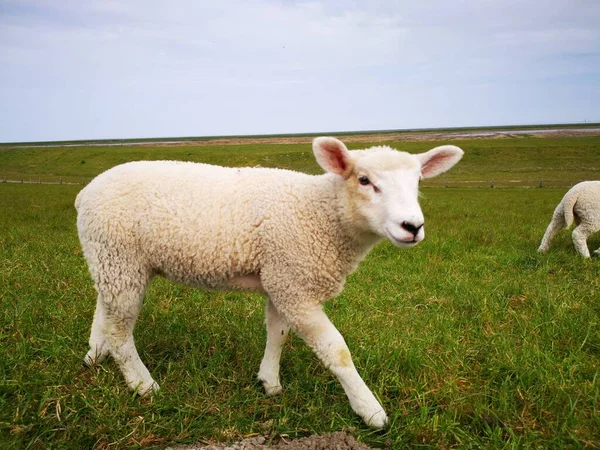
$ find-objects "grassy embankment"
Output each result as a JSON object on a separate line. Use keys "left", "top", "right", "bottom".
{"left": 0, "top": 135, "right": 599, "bottom": 185}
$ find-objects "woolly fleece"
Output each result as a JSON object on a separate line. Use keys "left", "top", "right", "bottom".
{"left": 538, "top": 180, "right": 600, "bottom": 258}
{"left": 75, "top": 137, "right": 463, "bottom": 428}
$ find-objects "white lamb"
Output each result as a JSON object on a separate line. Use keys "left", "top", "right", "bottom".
{"left": 538, "top": 181, "right": 600, "bottom": 258}
{"left": 75, "top": 137, "right": 463, "bottom": 428}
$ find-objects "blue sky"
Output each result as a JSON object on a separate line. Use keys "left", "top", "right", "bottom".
{"left": 1, "top": 0, "right": 599, "bottom": 142}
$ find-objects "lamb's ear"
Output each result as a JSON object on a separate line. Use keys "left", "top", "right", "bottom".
{"left": 313, "top": 137, "right": 353, "bottom": 178}
{"left": 417, "top": 145, "right": 464, "bottom": 179}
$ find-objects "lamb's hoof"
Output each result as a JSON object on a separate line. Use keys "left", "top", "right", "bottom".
{"left": 258, "top": 376, "right": 283, "bottom": 396}
{"left": 592, "top": 250, "right": 600, "bottom": 258}
{"left": 263, "top": 383, "right": 283, "bottom": 396}
{"left": 82, "top": 352, "right": 107, "bottom": 368}
{"left": 134, "top": 381, "right": 160, "bottom": 397}
{"left": 363, "top": 409, "right": 388, "bottom": 429}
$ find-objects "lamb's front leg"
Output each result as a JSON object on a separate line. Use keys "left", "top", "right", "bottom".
{"left": 287, "top": 306, "right": 388, "bottom": 429}
{"left": 258, "top": 298, "right": 290, "bottom": 395}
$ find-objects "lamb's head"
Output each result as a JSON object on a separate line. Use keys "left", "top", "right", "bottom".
{"left": 313, "top": 137, "right": 463, "bottom": 247}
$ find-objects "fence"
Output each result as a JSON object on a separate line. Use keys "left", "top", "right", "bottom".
{"left": 421, "top": 179, "right": 588, "bottom": 189}
{"left": 0, "top": 176, "right": 89, "bottom": 185}
{"left": 0, "top": 175, "right": 592, "bottom": 189}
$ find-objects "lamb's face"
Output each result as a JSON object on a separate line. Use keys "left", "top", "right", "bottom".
{"left": 347, "top": 148, "right": 425, "bottom": 247}
{"left": 313, "top": 137, "right": 464, "bottom": 248}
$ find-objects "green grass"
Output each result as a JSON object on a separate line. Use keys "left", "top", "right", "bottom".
{"left": 1, "top": 135, "right": 600, "bottom": 449}
{"left": 1, "top": 135, "right": 599, "bottom": 185}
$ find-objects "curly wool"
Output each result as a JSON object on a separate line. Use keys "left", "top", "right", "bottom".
{"left": 538, "top": 181, "right": 600, "bottom": 258}
{"left": 76, "top": 161, "right": 373, "bottom": 304}
{"left": 76, "top": 159, "right": 386, "bottom": 423}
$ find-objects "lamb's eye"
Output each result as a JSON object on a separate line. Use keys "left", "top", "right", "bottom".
{"left": 358, "top": 176, "right": 370, "bottom": 186}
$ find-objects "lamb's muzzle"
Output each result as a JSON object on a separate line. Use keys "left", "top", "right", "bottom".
{"left": 401, "top": 221, "right": 423, "bottom": 237}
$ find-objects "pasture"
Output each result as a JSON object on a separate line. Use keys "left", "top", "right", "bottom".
{"left": 1, "top": 134, "right": 599, "bottom": 448}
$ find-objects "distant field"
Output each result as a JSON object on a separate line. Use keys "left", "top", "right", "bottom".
{"left": 1, "top": 133, "right": 599, "bottom": 448}
{"left": 1, "top": 122, "right": 598, "bottom": 148}
{"left": 1, "top": 134, "right": 600, "bottom": 186}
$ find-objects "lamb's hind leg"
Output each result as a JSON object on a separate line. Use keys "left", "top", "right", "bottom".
{"left": 101, "top": 288, "right": 159, "bottom": 395}
{"left": 572, "top": 225, "right": 592, "bottom": 258}
{"left": 258, "top": 298, "right": 290, "bottom": 395}
{"left": 83, "top": 296, "right": 110, "bottom": 367}
{"left": 572, "top": 219, "right": 600, "bottom": 258}
{"left": 538, "top": 212, "right": 566, "bottom": 253}
{"left": 587, "top": 221, "right": 600, "bottom": 257}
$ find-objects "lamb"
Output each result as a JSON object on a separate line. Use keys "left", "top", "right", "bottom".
{"left": 75, "top": 136, "right": 463, "bottom": 428}
{"left": 538, "top": 181, "right": 600, "bottom": 258}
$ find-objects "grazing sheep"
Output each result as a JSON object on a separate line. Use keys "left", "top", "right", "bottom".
{"left": 538, "top": 181, "right": 600, "bottom": 258}
{"left": 75, "top": 137, "right": 463, "bottom": 428}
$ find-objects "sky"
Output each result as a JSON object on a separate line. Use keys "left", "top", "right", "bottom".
{"left": 1, "top": 0, "right": 599, "bottom": 143}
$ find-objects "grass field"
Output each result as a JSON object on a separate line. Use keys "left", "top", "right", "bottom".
{"left": 1, "top": 134, "right": 600, "bottom": 449}
{"left": 1, "top": 135, "right": 600, "bottom": 185}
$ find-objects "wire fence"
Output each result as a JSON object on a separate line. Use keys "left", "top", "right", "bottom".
{"left": 0, "top": 175, "right": 593, "bottom": 189}
{"left": 421, "top": 179, "right": 590, "bottom": 189}
{"left": 0, "top": 175, "right": 90, "bottom": 185}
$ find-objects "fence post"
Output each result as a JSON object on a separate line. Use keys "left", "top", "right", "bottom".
{"left": 60, "top": 177, "right": 62, "bottom": 185}
{"left": 491, "top": 179, "right": 494, "bottom": 188}
{"left": 539, "top": 179, "right": 543, "bottom": 188}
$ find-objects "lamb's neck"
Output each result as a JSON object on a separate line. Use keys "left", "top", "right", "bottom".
{"left": 321, "top": 173, "right": 383, "bottom": 258}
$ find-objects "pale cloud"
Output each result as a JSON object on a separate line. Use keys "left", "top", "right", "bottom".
{"left": 0, "top": 0, "right": 599, "bottom": 141}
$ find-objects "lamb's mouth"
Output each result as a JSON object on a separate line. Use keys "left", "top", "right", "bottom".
{"left": 386, "top": 229, "right": 420, "bottom": 247}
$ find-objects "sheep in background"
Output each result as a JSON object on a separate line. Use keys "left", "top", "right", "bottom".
{"left": 538, "top": 181, "right": 600, "bottom": 258}
{"left": 75, "top": 137, "right": 463, "bottom": 428}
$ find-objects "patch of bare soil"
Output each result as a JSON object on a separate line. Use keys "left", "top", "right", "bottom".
{"left": 167, "top": 432, "right": 379, "bottom": 450}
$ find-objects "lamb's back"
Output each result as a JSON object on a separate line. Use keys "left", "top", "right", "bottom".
{"left": 75, "top": 161, "right": 336, "bottom": 287}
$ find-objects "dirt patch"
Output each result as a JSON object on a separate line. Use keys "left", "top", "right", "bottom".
{"left": 167, "top": 432, "right": 379, "bottom": 450}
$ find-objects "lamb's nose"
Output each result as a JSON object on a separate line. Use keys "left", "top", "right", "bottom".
{"left": 401, "top": 221, "right": 423, "bottom": 237}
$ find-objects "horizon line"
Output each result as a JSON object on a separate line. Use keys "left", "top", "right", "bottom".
{"left": 2, "top": 121, "right": 599, "bottom": 146}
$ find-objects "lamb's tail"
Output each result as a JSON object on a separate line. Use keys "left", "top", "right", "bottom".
{"left": 561, "top": 189, "right": 579, "bottom": 228}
